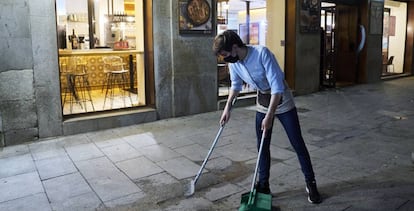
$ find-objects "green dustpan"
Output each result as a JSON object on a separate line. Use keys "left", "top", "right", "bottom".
{"left": 239, "top": 189, "right": 272, "bottom": 211}
{"left": 239, "top": 130, "right": 272, "bottom": 211}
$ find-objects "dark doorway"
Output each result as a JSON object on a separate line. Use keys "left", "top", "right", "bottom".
{"left": 321, "top": 2, "right": 360, "bottom": 88}
{"left": 335, "top": 5, "right": 359, "bottom": 86}
{"left": 320, "top": 4, "right": 336, "bottom": 87}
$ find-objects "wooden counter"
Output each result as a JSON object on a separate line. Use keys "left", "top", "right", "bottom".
{"left": 58, "top": 49, "right": 144, "bottom": 92}
{"left": 59, "top": 49, "right": 143, "bottom": 56}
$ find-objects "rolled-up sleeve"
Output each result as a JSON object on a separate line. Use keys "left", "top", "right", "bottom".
{"left": 229, "top": 64, "right": 244, "bottom": 92}
{"left": 260, "top": 48, "right": 285, "bottom": 94}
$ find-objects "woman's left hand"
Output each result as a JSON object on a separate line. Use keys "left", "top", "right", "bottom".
{"left": 261, "top": 115, "right": 273, "bottom": 131}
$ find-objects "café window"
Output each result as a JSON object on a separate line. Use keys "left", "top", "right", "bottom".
{"left": 55, "top": 0, "right": 147, "bottom": 115}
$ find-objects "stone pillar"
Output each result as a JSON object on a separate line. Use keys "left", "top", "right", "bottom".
{"left": 286, "top": 0, "right": 321, "bottom": 95}
{"left": 153, "top": 0, "right": 217, "bottom": 118}
{"left": 28, "top": 0, "right": 64, "bottom": 138}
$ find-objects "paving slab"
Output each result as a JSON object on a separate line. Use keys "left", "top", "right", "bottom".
{"left": 58, "top": 134, "right": 91, "bottom": 147}
{"left": 156, "top": 156, "right": 202, "bottom": 180}
{"left": 116, "top": 156, "right": 164, "bottom": 180}
{"left": 213, "top": 192, "right": 245, "bottom": 210}
{"left": 42, "top": 172, "right": 93, "bottom": 203}
{"left": 75, "top": 157, "right": 142, "bottom": 201}
{"left": 138, "top": 144, "right": 181, "bottom": 162}
{"left": 268, "top": 144, "right": 297, "bottom": 160}
{"left": 215, "top": 143, "right": 257, "bottom": 162}
{"left": 0, "top": 144, "right": 29, "bottom": 159}
{"left": 269, "top": 169, "right": 307, "bottom": 194}
{"left": 100, "top": 142, "right": 142, "bottom": 163}
{"left": 314, "top": 158, "right": 372, "bottom": 182}
{"left": 268, "top": 161, "right": 299, "bottom": 180}
{"left": 103, "top": 192, "right": 146, "bottom": 208}
{"left": 161, "top": 197, "right": 213, "bottom": 211}
{"left": 135, "top": 172, "right": 184, "bottom": 203}
{"left": 204, "top": 183, "right": 244, "bottom": 201}
{"left": 123, "top": 132, "right": 159, "bottom": 148}
{"left": 400, "top": 200, "right": 414, "bottom": 210}
{"left": 205, "top": 156, "right": 233, "bottom": 170}
{"left": 174, "top": 143, "right": 221, "bottom": 161}
{"left": 35, "top": 154, "right": 77, "bottom": 180}
{"left": 0, "top": 192, "right": 51, "bottom": 211}
{"left": 31, "top": 147, "right": 67, "bottom": 161}
{"left": 0, "top": 154, "right": 36, "bottom": 179}
{"left": 112, "top": 125, "right": 147, "bottom": 137}
{"left": 28, "top": 139, "right": 66, "bottom": 160}
{"left": 0, "top": 172, "right": 43, "bottom": 203}
{"left": 158, "top": 131, "right": 197, "bottom": 149}
{"left": 1, "top": 77, "right": 414, "bottom": 210}
{"left": 347, "top": 198, "right": 409, "bottom": 211}
{"left": 93, "top": 137, "right": 126, "bottom": 149}
{"left": 86, "top": 129, "right": 119, "bottom": 143}
{"left": 65, "top": 143, "right": 104, "bottom": 161}
{"left": 50, "top": 192, "right": 103, "bottom": 211}
{"left": 187, "top": 127, "right": 230, "bottom": 148}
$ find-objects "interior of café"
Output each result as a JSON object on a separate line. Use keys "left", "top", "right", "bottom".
{"left": 56, "top": 0, "right": 146, "bottom": 116}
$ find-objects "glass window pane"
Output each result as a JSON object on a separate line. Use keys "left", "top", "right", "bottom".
{"left": 56, "top": 0, "right": 146, "bottom": 115}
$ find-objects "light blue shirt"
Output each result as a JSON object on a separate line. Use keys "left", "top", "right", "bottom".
{"left": 228, "top": 45, "right": 286, "bottom": 94}
{"left": 228, "top": 45, "right": 295, "bottom": 114}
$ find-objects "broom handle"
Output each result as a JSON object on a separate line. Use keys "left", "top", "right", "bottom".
{"left": 193, "top": 125, "right": 224, "bottom": 184}
{"left": 193, "top": 97, "right": 237, "bottom": 184}
{"left": 250, "top": 129, "right": 267, "bottom": 192}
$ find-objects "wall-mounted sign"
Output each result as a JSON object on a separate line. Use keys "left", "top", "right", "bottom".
{"left": 300, "top": 0, "right": 321, "bottom": 33}
{"left": 370, "top": 1, "right": 383, "bottom": 35}
{"left": 388, "top": 16, "right": 396, "bottom": 36}
{"left": 179, "top": 0, "right": 213, "bottom": 35}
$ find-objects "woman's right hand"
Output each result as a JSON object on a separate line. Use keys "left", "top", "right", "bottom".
{"left": 220, "top": 110, "right": 230, "bottom": 126}
{"left": 220, "top": 91, "right": 238, "bottom": 126}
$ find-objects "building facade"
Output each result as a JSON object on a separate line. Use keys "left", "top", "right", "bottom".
{"left": 0, "top": 0, "right": 413, "bottom": 146}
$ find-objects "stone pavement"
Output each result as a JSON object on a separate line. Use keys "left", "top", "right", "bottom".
{"left": 1, "top": 77, "right": 414, "bottom": 211}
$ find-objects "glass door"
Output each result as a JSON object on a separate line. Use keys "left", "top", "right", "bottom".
{"left": 320, "top": 3, "right": 336, "bottom": 87}
{"left": 216, "top": 0, "right": 266, "bottom": 99}
{"left": 382, "top": 1, "right": 407, "bottom": 77}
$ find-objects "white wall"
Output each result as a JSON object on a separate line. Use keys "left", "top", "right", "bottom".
{"left": 266, "top": 0, "right": 285, "bottom": 71}
{"left": 236, "top": 4, "right": 286, "bottom": 71}
{"left": 385, "top": 0, "right": 407, "bottom": 73}
{"left": 216, "top": 1, "right": 285, "bottom": 71}
{"left": 237, "top": 8, "right": 267, "bottom": 46}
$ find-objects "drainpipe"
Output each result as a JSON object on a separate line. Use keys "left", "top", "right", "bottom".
{"left": 246, "top": 1, "right": 250, "bottom": 44}
{"left": 0, "top": 113, "right": 4, "bottom": 147}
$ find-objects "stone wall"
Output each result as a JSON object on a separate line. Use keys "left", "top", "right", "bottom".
{"left": 153, "top": 0, "right": 217, "bottom": 118}
{"left": 29, "top": 0, "right": 63, "bottom": 139}
{"left": 364, "top": 0, "right": 383, "bottom": 83}
{"left": 0, "top": 1, "right": 39, "bottom": 146}
{"left": 293, "top": 0, "right": 321, "bottom": 95}
{"left": 0, "top": 0, "right": 218, "bottom": 146}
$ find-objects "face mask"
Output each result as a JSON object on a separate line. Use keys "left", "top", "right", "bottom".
{"left": 224, "top": 55, "right": 239, "bottom": 63}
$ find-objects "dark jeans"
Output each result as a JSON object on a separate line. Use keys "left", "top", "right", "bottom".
{"left": 255, "top": 107, "right": 315, "bottom": 185}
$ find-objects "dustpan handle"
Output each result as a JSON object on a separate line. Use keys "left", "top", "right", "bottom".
{"left": 250, "top": 129, "right": 267, "bottom": 193}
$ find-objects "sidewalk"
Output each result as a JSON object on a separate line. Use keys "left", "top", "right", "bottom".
{"left": 1, "top": 77, "right": 414, "bottom": 211}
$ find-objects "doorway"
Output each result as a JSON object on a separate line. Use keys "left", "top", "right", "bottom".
{"left": 216, "top": 0, "right": 266, "bottom": 99}
{"left": 320, "top": 2, "right": 360, "bottom": 88}
{"left": 382, "top": 1, "right": 407, "bottom": 77}
{"left": 320, "top": 3, "right": 336, "bottom": 87}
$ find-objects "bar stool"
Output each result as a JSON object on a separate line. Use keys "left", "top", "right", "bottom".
{"left": 60, "top": 57, "right": 78, "bottom": 113}
{"left": 102, "top": 56, "right": 133, "bottom": 109}
{"left": 63, "top": 56, "right": 95, "bottom": 113}
{"left": 73, "top": 57, "right": 95, "bottom": 112}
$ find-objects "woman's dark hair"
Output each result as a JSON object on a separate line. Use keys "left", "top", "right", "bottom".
{"left": 212, "top": 30, "right": 245, "bottom": 55}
